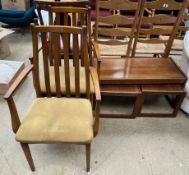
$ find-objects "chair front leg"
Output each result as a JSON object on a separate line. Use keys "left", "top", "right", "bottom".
{"left": 20, "top": 143, "right": 35, "bottom": 171}
{"left": 86, "top": 143, "right": 91, "bottom": 173}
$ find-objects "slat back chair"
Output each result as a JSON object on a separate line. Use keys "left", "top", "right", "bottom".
{"left": 48, "top": 6, "right": 93, "bottom": 65}
{"left": 33, "top": 25, "right": 93, "bottom": 98}
{"left": 132, "top": 0, "right": 189, "bottom": 57}
{"left": 4, "top": 25, "right": 101, "bottom": 172}
{"left": 94, "top": 0, "right": 141, "bottom": 57}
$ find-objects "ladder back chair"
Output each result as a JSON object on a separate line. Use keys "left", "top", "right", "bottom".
{"left": 94, "top": 0, "right": 141, "bottom": 56}
{"left": 164, "top": 1, "right": 189, "bottom": 55}
{"left": 93, "top": 0, "right": 142, "bottom": 75}
{"left": 132, "top": 0, "right": 189, "bottom": 58}
{"left": 93, "top": 0, "right": 143, "bottom": 119}
{"left": 4, "top": 25, "right": 101, "bottom": 172}
{"left": 48, "top": 6, "right": 93, "bottom": 65}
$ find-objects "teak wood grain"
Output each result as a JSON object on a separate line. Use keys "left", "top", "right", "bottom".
{"left": 100, "top": 58, "right": 186, "bottom": 84}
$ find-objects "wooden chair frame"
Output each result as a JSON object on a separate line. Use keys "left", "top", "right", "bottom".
{"left": 166, "top": 1, "right": 189, "bottom": 55}
{"left": 4, "top": 25, "right": 101, "bottom": 172}
{"left": 92, "top": 0, "right": 142, "bottom": 119}
{"left": 48, "top": 6, "right": 93, "bottom": 66}
{"left": 94, "top": 0, "right": 142, "bottom": 58}
{"left": 132, "top": 0, "right": 189, "bottom": 58}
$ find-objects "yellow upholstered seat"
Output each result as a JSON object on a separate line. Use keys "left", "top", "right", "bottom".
{"left": 40, "top": 66, "right": 94, "bottom": 95}
{"left": 16, "top": 98, "right": 94, "bottom": 143}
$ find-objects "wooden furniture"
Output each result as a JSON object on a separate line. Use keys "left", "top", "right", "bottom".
{"left": 163, "top": 1, "right": 189, "bottom": 55}
{"left": 132, "top": 0, "right": 189, "bottom": 57}
{"left": 100, "top": 57, "right": 186, "bottom": 117}
{"left": 4, "top": 25, "right": 101, "bottom": 172}
{"left": 93, "top": 0, "right": 142, "bottom": 118}
{"left": 35, "top": 0, "right": 89, "bottom": 25}
{"left": 48, "top": 6, "right": 93, "bottom": 65}
{"left": 94, "top": 0, "right": 141, "bottom": 57}
{"left": 92, "top": 0, "right": 187, "bottom": 118}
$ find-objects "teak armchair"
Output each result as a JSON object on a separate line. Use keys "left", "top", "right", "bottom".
{"left": 132, "top": 0, "right": 189, "bottom": 57}
{"left": 4, "top": 25, "right": 101, "bottom": 172}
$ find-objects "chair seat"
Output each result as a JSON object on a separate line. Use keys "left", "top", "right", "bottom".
{"left": 99, "top": 41, "right": 129, "bottom": 56}
{"left": 40, "top": 66, "right": 94, "bottom": 95}
{"left": 16, "top": 98, "right": 94, "bottom": 143}
{"left": 135, "top": 42, "right": 165, "bottom": 54}
{"left": 160, "top": 35, "right": 183, "bottom": 51}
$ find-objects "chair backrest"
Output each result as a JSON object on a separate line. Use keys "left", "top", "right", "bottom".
{"left": 95, "top": 0, "right": 142, "bottom": 57}
{"left": 31, "top": 25, "right": 91, "bottom": 99}
{"left": 132, "top": 0, "right": 189, "bottom": 57}
{"left": 48, "top": 6, "right": 93, "bottom": 65}
{"left": 165, "top": 1, "right": 189, "bottom": 53}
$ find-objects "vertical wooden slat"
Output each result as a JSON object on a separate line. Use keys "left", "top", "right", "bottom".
{"left": 73, "top": 33, "right": 80, "bottom": 97}
{"left": 72, "top": 12, "right": 77, "bottom": 26}
{"left": 64, "top": 13, "right": 68, "bottom": 25}
{"left": 52, "top": 32, "right": 61, "bottom": 97}
{"left": 63, "top": 33, "right": 71, "bottom": 97}
{"left": 49, "top": 36, "right": 54, "bottom": 66}
{"left": 131, "top": 0, "right": 145, "bottom": 57}
{"left": 48, "top": 8, "right": 54, "bottom": 66}
{"left": 82, "top": 27, "right": 90, "bottom": 99}
{"left": 80, "top": 26, "right": 85, "bottom": 66}
{"left": 87, "top": 7, "right": 93, "bottom": 66}
{"left": 41, "top": 32, "right": 51, "bottom": 97}
{"left": 80, "top": 13, "right": 85, "bottom": 26}
{"left": 55, "top": 13, "right": 61, "bottom": 25}
{"left": 95, "top": 0, "right": 99, "bottom": 41}
{"left": 48, "top": 7, "right": 53, "bottom": 25}
{"left": 127, "top": 0, "right": 141, "bottom": 57}
{"left": 31, "top": 25, "right": 41, "bottom": 97}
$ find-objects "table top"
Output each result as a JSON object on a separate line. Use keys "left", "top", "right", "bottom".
{"left": 100, "top": 57, "right": 186, "bottom": 84}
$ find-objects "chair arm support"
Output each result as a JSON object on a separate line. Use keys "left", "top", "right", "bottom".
{"left": 4, "top": 64, "right": 33, "bottom": 100}
{"left": 6, "top": 97, "right": 21, "bottom": 134}
{"left": 93, "top": 100, "right": 100, "bottom": 137}
{"left": 89, "top": 67, "right": 101, "bottom": 102}
{"left": 89, "top": 67, "right": 101, "bottom": 137}
{"left": 92, "top": 40, "right": 101, "bottom": 62}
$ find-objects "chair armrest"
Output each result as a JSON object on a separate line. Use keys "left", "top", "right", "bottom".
{"left": 4, "top": 64, "right": 33, "bottom": 100}
{"left": 89, "top": 67, "right": 101, "bottom": 102}
{"left": 92, "top": 40, "right": 101, "bottom": 62}
{"left": 89, "top": 66, "right": 101, "bottom": 137}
